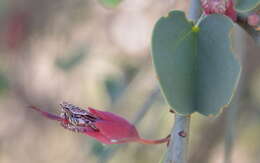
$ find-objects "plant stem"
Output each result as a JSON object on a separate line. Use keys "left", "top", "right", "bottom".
{"left": 188, "top": 0, "right": 201, "bottom": 21}
{"left": 165, "top": 1, "right": 200, "bottom": 163}
{"left": 165, "top": 115, "right": 191, "bottom": 163}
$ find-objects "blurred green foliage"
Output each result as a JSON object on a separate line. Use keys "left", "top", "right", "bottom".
{"left": 98, "top": 0, "right": 122, "bottom": 8}
{"left": 55, "top": 47, "right": 87, "bottom": 71}
{"left": 0, "top": 0, "right": 8, "bottom": 20}
{"left": 0, "top": 73, "right": 9, "bottom": 95}
{"left": 91, "top": 142, "right": 107, "bottom": 156}
{"left": 235, "top": 0, "right": 260, "bottom": 12}
{"left": 104, "top": 64, "right": 137, "bottom": 103}
{"left": 105, "top": 76, "right": 126, "bottom": 103}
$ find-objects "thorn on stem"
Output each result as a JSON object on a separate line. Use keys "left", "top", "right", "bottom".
{"left": 169, "top": 109, "right": 175, "bottom": 114}
{"left": 178, "top": 131, "right": 187, "bottom": 138}
{"left": 166, "top": 134, "right": 171, "bottom": 147}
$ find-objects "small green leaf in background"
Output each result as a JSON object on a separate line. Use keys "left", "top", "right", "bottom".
{"left": 55, "top": 47, "right": 86, "bottom": 72}
{"left": 0, "top": 0, "right": 9, "bottom": 21}
{"left": 91, "top": 142, "right": 106, "bottom": 156}
{"left": 98, "top": 0, "right": 122, "bottom": 8}
{"left": 0, "top": 73, "right": 9, "bottom": 95}
{"left": 105, "top": 76, "right": 126, "bottom": 103}
{"left": 235, "top": 0, "right": 260, "bottom": 12}
{"left": 151, "top": 11, "right": 241, "bottom": 116}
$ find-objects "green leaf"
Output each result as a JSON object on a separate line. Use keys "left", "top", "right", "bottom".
{"left": 0, "top": 73, "right": 9, "bottom": 95}
{"left": 196, "top": 14, "right": 241, "bottom": 115}
{"left": 151, "top": 11, "right": 241, "bottom": 116}
{"left": 91, "top": 142, "right": 106, "bottom": 156}
{"left": 105, "top": 76, "right": 126, "bottom": 103}
{"left": 98, "top": 0, "right": 122, "bottom": 8}
{"left": 152, "top": 11, "right": 196, "bottom": 115}
{"left": 0, "top": 0, "right": 8, "bottom": 20}
{"left": 55, "top": 47, "right": 86, "bottom": 71}
{"left": 235, "top": 0, "right": 260, "bottom": 12}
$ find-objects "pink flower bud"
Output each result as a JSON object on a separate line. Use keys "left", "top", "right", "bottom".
{"left": 29, "top": 102, "right": 169, "bottom": 145}
{"left": 248, "top": 14, "right": 260, "bottom": 27}
{"left": 201, "top": 0, "right": 237, "bottom": 21}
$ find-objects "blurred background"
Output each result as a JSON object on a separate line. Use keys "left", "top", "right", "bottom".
{"left": 0, "top": 0, "right": 260, "bottom": 163}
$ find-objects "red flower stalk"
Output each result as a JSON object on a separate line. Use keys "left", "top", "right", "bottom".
{"left": 29, "top": 102, "right": 169, "bottom": 145}
{"left": 201, "top": 0, "right": 237, "bottom": 21}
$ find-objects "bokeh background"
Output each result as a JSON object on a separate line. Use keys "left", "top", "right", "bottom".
{"left": 0, "top": 0, "right": 260, "bottom": 163}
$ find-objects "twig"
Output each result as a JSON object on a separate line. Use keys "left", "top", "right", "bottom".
{"left": 165, "top": 115, "right": 191, "bottom": 163}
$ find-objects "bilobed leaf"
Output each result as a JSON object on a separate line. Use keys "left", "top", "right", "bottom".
{"left": 235, "top": 0, "right": 260, "bottom": 12}
{"left": 151, "top": 11, "right": 241, "bottom": 116}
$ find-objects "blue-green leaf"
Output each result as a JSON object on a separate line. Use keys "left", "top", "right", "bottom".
{"left": 55, "top": 47, "right": 86, "bottom": 71}
{"left": 235, "top": 0, "right": 260, "bottom": 12}
{"left": 151, "top": 11, "right": 241, "bottom": 116}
